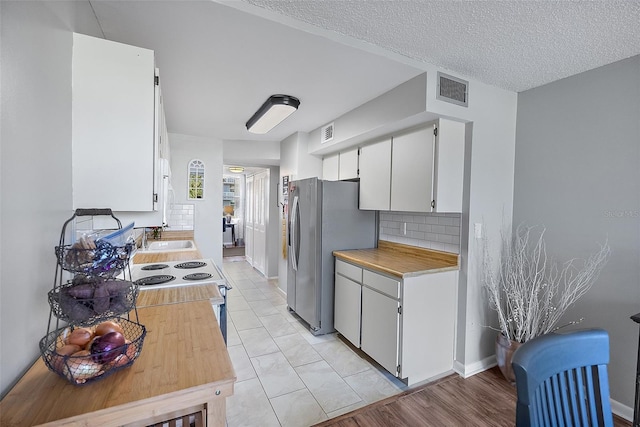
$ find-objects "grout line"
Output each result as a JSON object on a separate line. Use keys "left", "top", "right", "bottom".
{"left": 223, "top": 258, "right": 405, "bottom": 426}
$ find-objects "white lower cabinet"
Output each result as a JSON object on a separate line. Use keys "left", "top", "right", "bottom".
{"left": 361, "top": 286, "right": 400, "bottom": 375}
{"left": 334, "top": 258, "right": 457, "bottom": 385}
{"left": 334, "top": 274, "right": 362, "bottom": 347}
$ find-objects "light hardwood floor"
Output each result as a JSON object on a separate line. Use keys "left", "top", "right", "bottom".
{"left": 314, "top": 366, "right": 632, "bottom": 427}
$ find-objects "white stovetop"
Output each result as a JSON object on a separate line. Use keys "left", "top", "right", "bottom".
{"left": 130, "top": 258, "right": 226, "bottom": 290}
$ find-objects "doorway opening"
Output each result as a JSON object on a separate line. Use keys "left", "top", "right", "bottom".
{"left": 222, "top": 165, "right": 269, "bottom": 263}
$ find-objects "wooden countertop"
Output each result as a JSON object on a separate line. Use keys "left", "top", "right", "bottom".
{"left": 333, "top": 240, "right": 459, "bottom": 278}
{"left": 0, "top": 300, "right": 236, "bottom": 426}
{"left": 132, "top": 249, "right": 203, "bottom": 264}
{"left": 136, "top": 283, "right": 224, "bottom": 308}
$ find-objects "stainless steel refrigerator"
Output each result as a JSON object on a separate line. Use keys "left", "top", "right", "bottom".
{"left": 287, "top": 177, "right": 377, "bottom": 335}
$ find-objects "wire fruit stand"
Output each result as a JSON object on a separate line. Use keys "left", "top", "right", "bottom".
{"left": 40, "top": 209, "right": 146, "bottom": 385}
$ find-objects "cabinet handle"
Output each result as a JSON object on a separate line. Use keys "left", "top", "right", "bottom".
{"left": 215, "top": 390, "right": 221, "bottom": 395}
{"left": 75, "top": 208, "right": 113, "bottom": 216}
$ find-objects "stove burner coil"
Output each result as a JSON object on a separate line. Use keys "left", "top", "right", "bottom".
{"left": 182, "top": 272, "right": 213, "bottom": 281}
{"left": 174, "top": 261, "right": 207, "bottom": 269}
{"left": 140, "top": 264, "right": 170, "bottom": 271}
{"left": 135, "top": 275, "right": 176, "bottom": 286}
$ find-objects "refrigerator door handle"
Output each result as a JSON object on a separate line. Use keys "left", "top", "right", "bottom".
{"left": 290, "top": 195, "right": 299, "bottom": 271}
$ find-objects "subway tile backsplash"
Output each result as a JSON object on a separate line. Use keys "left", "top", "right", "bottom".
{"left": 167, "top": 203, "right": 194, "bottom": 230}
{"left": 379, "top": 211, "right": 461, "bottom": 254}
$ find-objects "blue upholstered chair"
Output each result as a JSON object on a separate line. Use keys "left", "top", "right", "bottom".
{"left": 511, "top": 329, "right": 613, "bottom": 427}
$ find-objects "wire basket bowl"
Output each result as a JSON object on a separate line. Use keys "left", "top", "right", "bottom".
{"left": 40, "top": 318, "right": 146, "bottom": 385}
{"left": 48, "top": 278, "right": 138, "bottom": 326}
{"left": 55, "top": 241, "right": 134, "bottom": 278}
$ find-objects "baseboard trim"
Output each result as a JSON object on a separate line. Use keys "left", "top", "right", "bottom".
{"left": 453, "top": 355, "right": 497, "bottom": 378}
{"left": 610, "top": 399, "right": 633, "bottom": 422}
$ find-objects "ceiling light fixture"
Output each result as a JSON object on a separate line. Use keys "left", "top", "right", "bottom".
{"left": 228, "top": 166, "right": 244, "bottom": 173}
{"left": 246, "top": 94, "right": 300, "bottom": 134}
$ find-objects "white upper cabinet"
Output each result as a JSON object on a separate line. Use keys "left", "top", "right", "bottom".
{"left": 338, "top": 147, "right": 359, "bottom": 180}
{"left": 322, "top": 153, "right": 339, "bottom": 181}
{"left": 322, "top": 147, "right": 359, "bottom": 181}
{"left": 72, "top": 33, "right": 158, "bottom": 212}
{"left": 433, "top": 119, "right": 465, "bottom": 212}
{"left": 358, "top": 138, "right": 392, "bottom": 210}
{"left": 390, "top": 125, "right": 435, "bottom": 212}
{"left": 358, "top": 119, "right": 464, "bottom": 213}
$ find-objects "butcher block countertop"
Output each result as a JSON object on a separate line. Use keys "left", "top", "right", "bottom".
{"left": 333, "top": 240, "right": 459, "bottom": 278}
{"left": 136, "top": 283, "right": 224, "bottom": 308}
{"left": 0, "top": 300, "right": 236, "bottom": 427}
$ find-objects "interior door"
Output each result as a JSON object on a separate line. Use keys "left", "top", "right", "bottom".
{"left": 245, "top": 175, "right": 254, "bottom": 265}
{"left": 251, "top": 170, "right": 269, "bottom": 275}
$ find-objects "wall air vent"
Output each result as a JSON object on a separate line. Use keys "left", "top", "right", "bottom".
{"left": 321, "top": 122, "right": 334, "bottom": 144}
{"left": 437, "top": 72, "right": 468, "bottom": 107}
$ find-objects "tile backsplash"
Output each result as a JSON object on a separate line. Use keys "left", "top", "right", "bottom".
{"left": 167, "top": 203, "right": 194, "bottom": 230}
{"left": 379, "top": 211, "right": 461, "bottom": 254}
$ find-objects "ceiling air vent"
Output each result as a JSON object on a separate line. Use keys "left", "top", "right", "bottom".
{"left": 437, "top": 72, "right": 468, "bottom": 107}
{"left": 321, "top": 122, "right": 334, "bottom": 144}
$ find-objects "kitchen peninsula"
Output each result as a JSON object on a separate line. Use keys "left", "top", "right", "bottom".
{"left": 0, "top": 239, "right": 235, "bottom": 427}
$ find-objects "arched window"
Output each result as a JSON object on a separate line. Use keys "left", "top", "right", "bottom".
{"left": 188, "top": 159, "right": 205, "bottom": 200}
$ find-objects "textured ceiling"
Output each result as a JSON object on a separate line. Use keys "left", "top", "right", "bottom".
{"left": 243, "top": 0, "right": 640, "bottom": 92}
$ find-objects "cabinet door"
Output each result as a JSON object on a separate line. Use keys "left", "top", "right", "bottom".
{"left": 338, "top": 147, "right": 359, "bottom": 180}
{"left": 433, "top": 119, "right": 465, "bottom": 212}
{"left": 361, "top": 286, "right": 400, "bottom": 376}
{"left": 334, "top": 273, "right": 362, "bottom": 347}
{"left": 322, "top": 153, "right": 339, "bottom": 181}
{"left": 72, "top": 33, "right": 156, "bottom": 212}
{"left": 359, "top": 138, "right": 391, "bottom": 210}
{"left": 391, "top": 125, "right": 435, "bottom": 212}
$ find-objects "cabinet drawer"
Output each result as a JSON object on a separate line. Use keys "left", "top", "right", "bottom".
{"left": 336, "top": 259, "right": 362, "bottom": 283}
{"left": 363, "top": 270, "right": 400, "bottom": 299}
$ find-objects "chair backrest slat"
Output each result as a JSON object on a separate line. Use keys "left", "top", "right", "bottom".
{"left": 565, "top": 369, "right": 581, "bottom": 425}
{"left": 550, "top": 374, "right": 566, "bottom": 427}
{"left": 512, "top": 329, "right": 613, "bottom": 427}
{"left": 558, "top": 371, "right": 572, "bottom": 425}
{"left": 584, "top": 365, "right": 599, "bottom": 425}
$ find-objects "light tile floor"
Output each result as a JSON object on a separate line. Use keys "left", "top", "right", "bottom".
{"left": 222, "top": 257, "right": 407, "bottom": 427}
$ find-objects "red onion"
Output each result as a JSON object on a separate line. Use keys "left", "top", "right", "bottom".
{"left": 90, "top": 331, "right": 125, "bottom": 363}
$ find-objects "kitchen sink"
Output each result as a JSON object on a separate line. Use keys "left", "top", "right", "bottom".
{"left": 141, "top": 240, "right": 196, "bottom": 252}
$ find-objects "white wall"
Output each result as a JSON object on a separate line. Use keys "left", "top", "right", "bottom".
{"left": 169, "top": 133, "right": 223, "bottom": 266}
{"left": 513, "top": 56, "right": 640, "bottom": 414}
{"left": 0, "top": 0, "right": 102, "bottom": 397}
{"left": 458, "top": 81, "right": 518, "bottom": 371}
{"left": 223, "top": 139, "right": 280, "bottom": 167}
{"left": 277, "top": 132, "right": 323, "bottom": 292}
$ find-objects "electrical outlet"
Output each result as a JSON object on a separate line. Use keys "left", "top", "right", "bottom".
{"left": 403, "top": 222, "right": 407, "bottom": 236}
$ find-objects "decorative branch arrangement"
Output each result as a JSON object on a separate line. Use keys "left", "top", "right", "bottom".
{"left": 483, "top": 224, "right": 610, "bottom": 343}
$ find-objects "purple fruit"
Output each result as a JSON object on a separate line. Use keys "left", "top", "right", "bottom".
{"left": 90, "top": 331, "right": 125, "bottom": 363}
